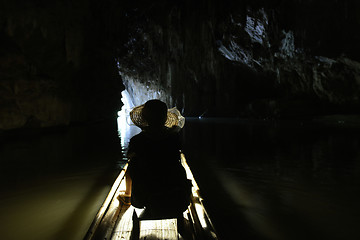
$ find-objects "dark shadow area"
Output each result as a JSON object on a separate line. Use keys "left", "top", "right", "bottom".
{"left": 0, "top": 120, "right": 123, "bottom": 240}
{"left": 183, "top": 118, "right": 360, "bottom": 240}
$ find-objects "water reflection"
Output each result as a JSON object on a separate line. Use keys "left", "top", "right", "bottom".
{"left": 117, "top": 90, "right": 141, "bottom": 157}
{"left": 1, "top": 116, "right": 359, "bottom": 240}
{"left": 182, "top": 118, "right": 360, "bottom": 240}
{"left": 0, "top": 122, "right": 122, "bottom": 240}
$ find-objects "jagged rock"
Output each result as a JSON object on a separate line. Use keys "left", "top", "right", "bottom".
{"left": 116, "top": 0, "right": 360, "bottom": 118}
{"left": 0, "top": 0, "right": 123, "bottom": 130}
{"left": 1, "top": 0, "right": 360, "bottom": 131}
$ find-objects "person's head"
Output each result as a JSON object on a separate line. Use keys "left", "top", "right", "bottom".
{"left": 141, "top": 99, "right": 168, "bottom": 127}
{"left": 130, "top": 99, "right": 185, "bottom": 130}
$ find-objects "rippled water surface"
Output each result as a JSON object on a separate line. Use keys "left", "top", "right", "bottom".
{"left": 182, "top": 118, "right": 360, "bottom": 240}
{"left": 0, "top": 122, "right": 122, "bottom": 240}
{"left": 1, "top": 118, "right": 359, "bottom": 240}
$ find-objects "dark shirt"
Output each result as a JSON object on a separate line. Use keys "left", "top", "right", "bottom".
{"left": 127, "top": 127, "right": 182, "bottom": 178}
{"left": 126, "top": 127, "right": 188, "bottom": 209}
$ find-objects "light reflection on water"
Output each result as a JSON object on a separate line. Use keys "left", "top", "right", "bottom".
{"left": 0, "top": 173, "right": 110, "bottom": 240}
{"left": 1, "top": 117, "right": 359, "bottom": 240}
{"left": 182, "top": 118, "right": 360, "bottom": 240}
{"left": 117, "top": 90, "right": 141, "bottom": 158}
{"left": 0, "top": 122, "right": 122, "bottom": 240}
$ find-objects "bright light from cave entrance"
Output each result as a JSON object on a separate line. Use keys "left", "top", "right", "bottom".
{"left": 117, "top": 90, "right": 141, "bottom": 157}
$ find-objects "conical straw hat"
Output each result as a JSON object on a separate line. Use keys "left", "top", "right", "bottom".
{"left": 130, "top": 104, "right": 185, "bottom": 129}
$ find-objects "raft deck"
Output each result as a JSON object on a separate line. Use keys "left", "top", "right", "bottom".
{"left": 84, "top": 153, "right": 218, "bottom": 240}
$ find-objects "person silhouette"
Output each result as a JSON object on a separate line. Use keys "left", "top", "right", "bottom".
{"left": 119, "top": 99, "right": 190, "bottom": 218}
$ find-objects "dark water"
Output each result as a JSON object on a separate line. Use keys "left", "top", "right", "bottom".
{"left": 0, "top": 122, "right": 123, "bottom": 240}
{"left": 182, "top": 118, "right": 360, "bottom": 240}
{"left": 1, "top": 118, "right": 359, "bottom": 240}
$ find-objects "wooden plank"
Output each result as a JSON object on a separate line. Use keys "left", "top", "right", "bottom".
{"left": 139, "top": 219, "right": 178, "bottom": 240}
{"left": 111, "top": 208, "right": 178, "bottom": 240}
{"left": 85, "top": 154, "right": 220, "bottom": 240}
{"left": 181, "top": 153, "right": 219, "bottom": 239}
{"left": 84, "top": 164, "right": 128, "bottom": 240}
{"left": 111, "top": 206, "right": 134, "bottom": 240}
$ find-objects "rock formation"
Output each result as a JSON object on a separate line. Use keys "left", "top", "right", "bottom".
{"left": 0, "top": 0, "right": 124, "bottom": 130}
{"left": 1, "top": 0, "right": 359, "bottom": 130}
{"left": 117, "top": 0, "right": 360, "bottom": 118}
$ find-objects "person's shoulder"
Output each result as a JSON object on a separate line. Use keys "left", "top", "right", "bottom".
{"left": 168, "top": 126, "right": 182, "bottom": 133}
{"left": 130, "top": 131, "right": 146, "bottom": 142}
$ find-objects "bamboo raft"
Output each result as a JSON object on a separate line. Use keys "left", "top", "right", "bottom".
{"left": 84, "top": 153, "right": 218, "bottom": 240}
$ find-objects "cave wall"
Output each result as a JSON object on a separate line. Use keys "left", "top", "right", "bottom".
{"left": 1, "top": 0, "right": 360, "bottom": 131}
{"left": 0, "top": 0, "right": 124, "bottom": 130}
{"left": 117, "top": 0, "right": 360, "bottom": 118}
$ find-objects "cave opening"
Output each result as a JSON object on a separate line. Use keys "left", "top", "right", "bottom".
{"left": 1, "top": 1, "right": 360, "bottom": 240}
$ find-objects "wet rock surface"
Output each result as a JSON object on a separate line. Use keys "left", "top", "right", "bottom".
{"left": 116, "top": 0, "right": 360, "bottom": 118}
{"left": 0, "top": 1, "right": 123, "bottom": 130}
{"left": 1, "top": 0, "right": 360, "bottom": 130}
